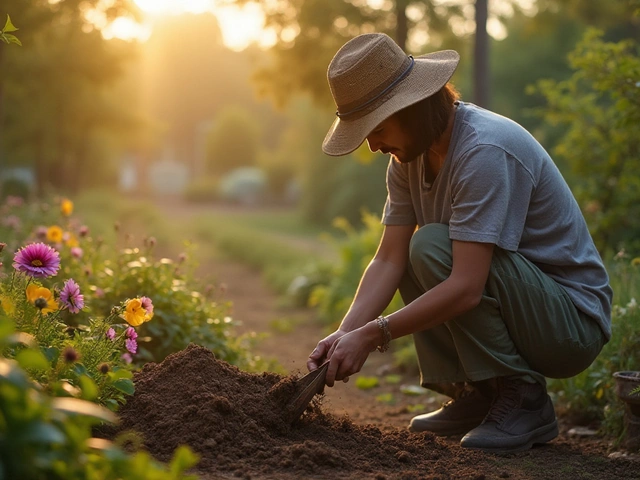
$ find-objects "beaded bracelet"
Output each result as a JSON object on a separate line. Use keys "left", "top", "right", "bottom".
{"left": 376, "top": 315, "right": 392, "bottom": 353}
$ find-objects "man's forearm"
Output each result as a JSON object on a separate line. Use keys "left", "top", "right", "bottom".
{"left": 339, "top": 258, "right": 406, "bottom": 332}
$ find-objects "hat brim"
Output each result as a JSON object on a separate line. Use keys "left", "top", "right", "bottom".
{"left": 322, "top": 50, "right": 460, "bottom": 157}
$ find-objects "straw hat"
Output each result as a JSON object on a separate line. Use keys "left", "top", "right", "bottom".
{"left": 322, "top": 33, "right": 460, "bottom": 157}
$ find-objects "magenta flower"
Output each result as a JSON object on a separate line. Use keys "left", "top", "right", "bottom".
{"left": 125, "top": 338, "right": 138, "bottom": 354}
{"left": 121, "top": 353, "right": 132, "bottom": 364}
{"left": 13, "top": 243, "right": 60, "bottom": 278}
{"left": 60, "top": 278, "right": 84, "bottom": 314}
{"left": 106, "top": 328, "right": 116, "bottom": 341}
{"left": 125, "top": 327, "right": 138, "bottom": 340}
{"left": 140, "top": 296, "right": 154, "bottom": 316}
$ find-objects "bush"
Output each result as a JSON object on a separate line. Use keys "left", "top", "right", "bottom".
{"left": 183, "top": 176, "right": 220, "bottom": 204}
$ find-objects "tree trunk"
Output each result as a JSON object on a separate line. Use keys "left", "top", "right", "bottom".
{"left": 395, "top": 0, "right": 409, "bottom": 51}
{"left": 474, "top": 0, "right": 490, "bottom": 108}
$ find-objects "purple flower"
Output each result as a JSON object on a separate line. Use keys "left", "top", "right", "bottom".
{"left": 13, "top": 243, "right": 60, "bottom": 278}
{"left": 121, "top": 353, "right": 132, "bottom": 364}
{"left": 140, "top": 296, "right": 154, "bottom": 316}
{"left": 60, "top": 278, "right": 84, "bottom": 314}
{"left": 106, "top": 328, "right": 116, "bottom": 341}
{"left": 125, "top": 338, "right": 138, "bottom": 354}
{"left": 125, "top": 327, "right": 138, "bottom": 340}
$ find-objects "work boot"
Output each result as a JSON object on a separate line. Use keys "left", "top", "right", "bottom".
{"left": 460, "top": 377, "right": 558, "bottom": 454}
{"left": 408, "top": 385, "right": 494, "bottom": 436}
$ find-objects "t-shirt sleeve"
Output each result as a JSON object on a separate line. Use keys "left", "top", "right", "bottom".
{"left": 382, "top": 159, "right": 417, "bottom": 226}
{"left": 449, "top": 144, "right": 534, "bottom": 250}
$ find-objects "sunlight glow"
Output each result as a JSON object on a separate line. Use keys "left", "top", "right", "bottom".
{"left": 129, "top": 0, "right": 274, "bottom": 50}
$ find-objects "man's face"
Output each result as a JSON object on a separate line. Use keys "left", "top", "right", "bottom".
{"left": 365, "top": 114, "right": 423, "bottom": 163}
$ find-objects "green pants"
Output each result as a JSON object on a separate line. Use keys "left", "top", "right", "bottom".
{"left": 400, "top": 224, "right": 606, "bottom": 391}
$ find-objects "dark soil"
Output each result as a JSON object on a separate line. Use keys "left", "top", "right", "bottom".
{"left": 107, "top": 344, "right": 640, "bottom": 480}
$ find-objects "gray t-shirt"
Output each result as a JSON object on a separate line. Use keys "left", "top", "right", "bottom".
{"left": 383, "top": 102, "right": 612, "bottom": 338}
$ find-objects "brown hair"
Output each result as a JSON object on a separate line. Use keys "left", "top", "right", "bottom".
{"left": 395, "top": 83, "right": 460, "bottom": 153}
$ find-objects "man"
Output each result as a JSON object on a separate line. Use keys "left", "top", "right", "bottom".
{"left": 307, "top": 33, "right": 612, "bottom": 454}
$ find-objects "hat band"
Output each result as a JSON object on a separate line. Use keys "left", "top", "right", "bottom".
{"left": 336, "top": 55, "right": 415, "bottom": 119}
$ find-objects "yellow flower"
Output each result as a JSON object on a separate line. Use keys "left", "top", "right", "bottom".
{"left": 46, "top": 225, "right": 64, "bottom": 243}
{"left": 26, "top": 285, "right": 58, "bottom": 315}
{"left": 122, "top": 298, "right": 152, "bottom": 326}
{"left": 0, "top": 295, "right": 15, "bottom": 316}
{"left": 61, "top": 198, "right": 74, "bottom": 216}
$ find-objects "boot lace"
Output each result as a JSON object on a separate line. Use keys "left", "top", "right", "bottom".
{"left": 483, "top": 380, "right": 521, "bottom": 424}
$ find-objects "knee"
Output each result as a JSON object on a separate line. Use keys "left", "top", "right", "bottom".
{"left": 408, "top": 224, "right": 452, "bottom": 286}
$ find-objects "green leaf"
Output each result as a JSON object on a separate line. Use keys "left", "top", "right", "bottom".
{"left": 3, "top": 15, "right": 18, "bottom": 33}
{"left": 78, "top": 375, "right": 98, "bottom": 401}
{"left": 354, "top": 376, "right": 379, "bottom": 390}
{"left": 16, "top": 349, "right": 50, "bottom": 372}
{"left": 42, "top": 346, "right": 59, "bottom": 365}
{"left": 400, "top": 384, "right": 427, "bottom": 396}
{"left": 0, "top": 33, "right": 21, "bottom": 47}
{"left": 52, "top": 397, "right": 118, "bottom": 424}
{"left": 169, "top": 446, "right": 200, "bottom": 475}
{"left": 20, "top": 421, "right": 66, "bottom": 445}
{"left": 111, "top": 378, "right": 135, "bottom": 396}
{"left": 108, "top": 368, "right": 133, "bottom": 381}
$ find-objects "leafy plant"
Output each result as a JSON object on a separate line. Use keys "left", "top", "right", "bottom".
{"left": 532, "top": 26, "right": 640, "bottom": 256}
{"left": 0, "top": 14, "right": 21, "bottom": 46}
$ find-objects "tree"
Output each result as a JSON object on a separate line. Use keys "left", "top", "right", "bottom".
{"left": 205, "top": 106, "right": 262, "bottom": 175}
{"left": 534, "top": 25, "right": 640, "bottom": 255}
{"left": 0, "top": 0, "right": 139, "bottom": 194}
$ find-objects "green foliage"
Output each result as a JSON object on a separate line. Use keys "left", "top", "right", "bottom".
{"left": 206, "top": 106, "right": 262, "bottom": 176}
{"left": 0, "top": 353, "right": 198, "bottom": 480}
{"left": 532, "top": 28, "right": 640, "bottom": 256}
{"left": 183, "top": 176, "right": 220, "bottom": 203}
{"left": 88, "top": 242, "right": 249, "bottom": 366}
{"left": 549, "top": 256, "right": 640, "bottom": 432}
{"left": 0, "top": 178, "right": 30, "bottom": 200}
{"left": 192, "top": 212, "right": 330, "bottom": 297}
{"left": 0, "top": 14, "right": 21, "bottom": 46}
{"left": 309, "top": 212, "right": 404, "bottom": 327}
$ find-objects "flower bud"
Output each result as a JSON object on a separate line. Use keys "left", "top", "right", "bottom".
{"left": 63, "top": 346, "right": 79, "bottom": 363}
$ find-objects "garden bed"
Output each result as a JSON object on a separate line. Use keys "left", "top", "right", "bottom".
{"left": 107, "top": 344, "right": 638, "bottom": 480}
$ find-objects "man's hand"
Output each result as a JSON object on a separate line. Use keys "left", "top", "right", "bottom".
{"left": 307, "top": 329, "right": 347, "bottom": 372}
{"left": 324, "top": 321, "right": 381, "bottom": 387}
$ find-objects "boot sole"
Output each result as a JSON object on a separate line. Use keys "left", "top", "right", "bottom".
{"left": 461, "top": 420, "right": 559, "bottom": 455}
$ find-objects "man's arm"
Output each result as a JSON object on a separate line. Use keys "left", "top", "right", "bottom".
{"left": 323, "top": 238, "right": 494, "bottom": 386}
{"left": 307, "top": 224, "right": 415, "bottom": 371}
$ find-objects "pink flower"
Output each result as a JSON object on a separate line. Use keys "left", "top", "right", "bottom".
{"left": 140, "top": 296, "right": 154, "bottom": 316}
{"left": 94, "top": 288, "right": 105, "bottom": 298}
{"left": 106, "top": 328, "right": 116, "bottom": 341}
{"left": 125, "top": 327, "right": 138, "bottom": 340}
{"left": 60, "top": 278, "right": 84, "bottom": 314}
{"left": 121, "top": 353, "right": 132, "bottom": 364}
{"left": 78, "top": 225, "right": 89, "bottom": 237}
{"left": 70, "top": 247, "right": 83, "bottom": 258}
{"left": 13, "top": 243, "right": 61, "bottom": 278}
{"left": 35, "top": 226, "right": 48, "bottom": 239}
{"left": 125, "top": 338, "right": 137, "bottom": 354}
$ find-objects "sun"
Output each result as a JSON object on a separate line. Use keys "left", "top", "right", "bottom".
{"left": 128, "top": 0, "right": 274, "bottom": 51}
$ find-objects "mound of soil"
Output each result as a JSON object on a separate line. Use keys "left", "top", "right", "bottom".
{"left": 108, "top": 344, "right": 638, "bottom": 480}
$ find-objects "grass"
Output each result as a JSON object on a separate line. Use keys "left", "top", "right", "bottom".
{"left": 188, "top": 209, "right": 337, "bottom": 296}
